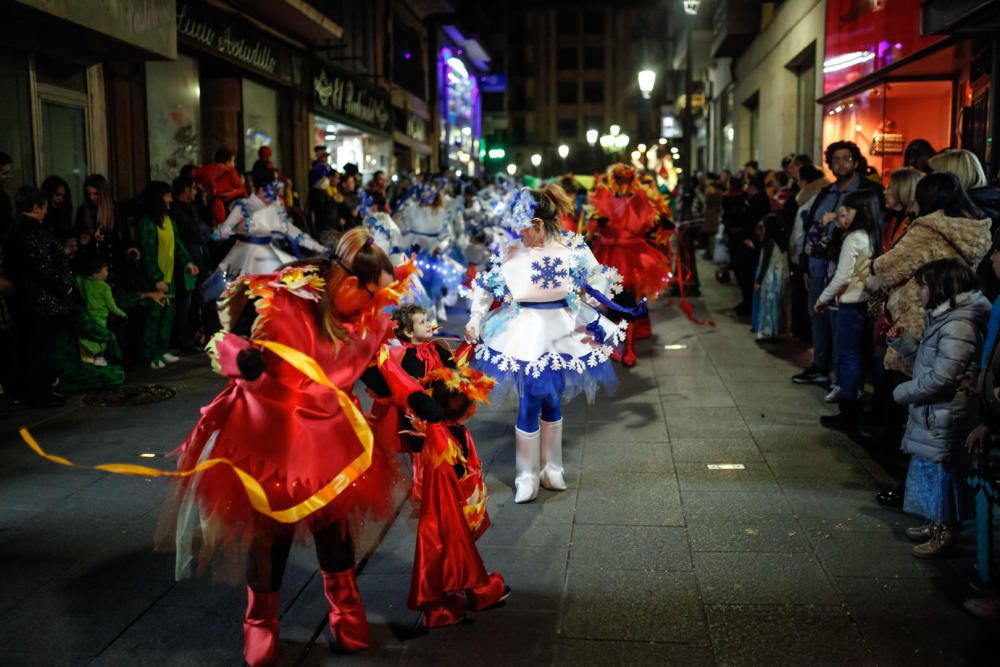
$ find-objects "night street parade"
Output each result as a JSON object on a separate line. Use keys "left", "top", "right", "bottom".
{"left": 5, "top": 1, "right": 1000, "bottom": 665}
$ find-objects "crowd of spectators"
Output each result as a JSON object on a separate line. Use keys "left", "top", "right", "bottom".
{"left": 698, "top": 140, "right": 1000, "bottom": 618}
{"left": 0, "top": 145, "right": 422, "bottom": 413}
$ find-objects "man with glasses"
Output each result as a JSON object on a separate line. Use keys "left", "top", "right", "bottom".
{"left": 792, "top": 141, "right": 883, "bottom": 387}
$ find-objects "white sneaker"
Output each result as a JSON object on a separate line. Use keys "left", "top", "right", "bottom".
{"left": 92, "top": 356, "right": 108, "bottom": 367}
{"left": 824, "top": 385, "right": 842, "bottom": 403}
{"left": 150, "top": 359, "right": 166, "bottom": 369}
{"left": 162, "top": 352, "right": 181, "bottom": 363}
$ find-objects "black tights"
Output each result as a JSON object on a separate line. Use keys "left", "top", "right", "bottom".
{"left": 247, "top": 521, "right": 355, "bottom": 593}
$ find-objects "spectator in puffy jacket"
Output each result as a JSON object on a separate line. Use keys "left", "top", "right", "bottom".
{"left": 887, "top": 258, "right": 989, "bottom": 559}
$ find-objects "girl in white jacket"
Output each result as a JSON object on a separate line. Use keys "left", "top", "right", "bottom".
{"left": 814, "top": 189, "right": 883, "bottom": 432}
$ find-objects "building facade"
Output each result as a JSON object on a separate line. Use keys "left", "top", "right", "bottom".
{"left": 1, "top": 0, "right": 177, "bottom": 201}
{"left": 692, "top": 0, "right": 825, "bottom": 173}
{"left": 691, "top": 0, "right": 1000, "bottom": 180}
{"left": 473, "top": 1, "right": 672, "bottom": 177}
{"left": 0, "top": 0, "right": 482, "bottom": 208}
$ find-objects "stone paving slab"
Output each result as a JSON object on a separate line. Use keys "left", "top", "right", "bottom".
{"left": 561, "top": 568, "right": 707, "bottom": 643}
{"left": 706, "top": 604, "right": 876, "bottom": 667}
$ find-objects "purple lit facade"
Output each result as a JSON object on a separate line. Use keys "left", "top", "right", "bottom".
{"left": 438, "top": 46, "right": 482, "bottom": 176}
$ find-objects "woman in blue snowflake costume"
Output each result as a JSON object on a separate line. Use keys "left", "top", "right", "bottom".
{"left": 396, "top": 181, "right": 466, "bottom": 321}
{"left": 464, "top": 184, "right": 627, "bottom": 503}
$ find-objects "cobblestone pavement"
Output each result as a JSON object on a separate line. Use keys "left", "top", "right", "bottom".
{"left": 2, "top": 260, "right": 999, "bottom": 666}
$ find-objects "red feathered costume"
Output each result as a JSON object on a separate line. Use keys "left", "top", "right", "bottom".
{"left": 373, "top": 355, "right": 507, "bottom": 627}
{"left": 158, "top": 262, "right": 411, "bottom": 665}
{"left": 366, "top": 340, "right": 455, "bottom": 501}
{"left": 588, "top": 165, "right": 672, "bottom": 366}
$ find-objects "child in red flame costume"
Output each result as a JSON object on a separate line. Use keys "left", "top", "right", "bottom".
{"left": 363, "top": 304, "right": 456, "bottom": 501}
{"left": 588, "top": 164, "right": 672, "bottom": 366}
{"left": 373, "top": 357, "right": 509, "bottom": 627}
{"left": 156, "top": 228, "right": 434, "bottom": 666}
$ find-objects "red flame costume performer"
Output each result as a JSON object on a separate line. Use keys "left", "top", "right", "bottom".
{"left": 364, "top": 335, "right": 456, "bottom": 502}
{"left": 588, "top": 164, "right": 673, "bottom": 366}
{"left": 157, "top": 229, "right": 429, "bottom": 666}
{"left": 370, "top": 358, "right": 509, "bottom": 627}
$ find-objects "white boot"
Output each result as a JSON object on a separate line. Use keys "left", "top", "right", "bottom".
{"left": 539, "top": 419, "right": 566, "bottom": 491}
{"left": 436, "top": 301, "right": 449, "bottom": 322}
{"left": 514, "top": 427, "right": 540, "bottom": 503}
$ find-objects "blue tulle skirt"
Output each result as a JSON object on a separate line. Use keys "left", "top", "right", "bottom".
{"left": 473, "top": 345, "right": 618, "bottom": 406}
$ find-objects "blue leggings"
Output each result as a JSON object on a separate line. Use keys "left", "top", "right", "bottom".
{"left": 517, "top": 393, "right": 562, "bottom": 433}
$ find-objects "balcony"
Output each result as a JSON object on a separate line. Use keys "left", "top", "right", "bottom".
{"left": 711, "top": 0, "right": 762, "bottom": 59}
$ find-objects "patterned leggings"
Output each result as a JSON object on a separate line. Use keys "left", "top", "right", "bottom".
{"left": 142, "top": 285, "right": 175, "bottom": 362}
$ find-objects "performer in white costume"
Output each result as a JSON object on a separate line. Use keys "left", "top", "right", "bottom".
{"left": 396, "top": 182, "right": 466, "bottom": 321}
{"left": 211, "top": 164, "right": 325, "bottom": 293}
{"left": 465, "top": 185, "right": 630, "bottom": 503}
{"left": 359, "top": 192, "right": 437, "bottom": 320}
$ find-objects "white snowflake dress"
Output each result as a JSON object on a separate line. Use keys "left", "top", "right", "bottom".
{"left": 468, "top": 231, "right": 627, "bottom": 403}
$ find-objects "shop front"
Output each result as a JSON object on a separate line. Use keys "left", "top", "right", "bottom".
{"left": 819, "top": 0, "right": 993, "bottom": 180}
{"left": 148, "top": 1, "right": 307, "bottom": 186}
{"left": 438, "top": 46, "right": 482, "bottom": 177}
{"left": 1, "top": 0, "right": 176, "bottom": 198}
{"left": 312, "top": 61, "right": 393, "bottom": 184}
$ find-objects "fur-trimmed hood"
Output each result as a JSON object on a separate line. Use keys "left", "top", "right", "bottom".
{"left": 873, "top": 209, "right": 991, "bottom": 374}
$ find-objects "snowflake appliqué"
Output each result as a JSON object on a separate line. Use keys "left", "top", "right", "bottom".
{"left": 530, "top": 256, "right": 569, "bottom": 289}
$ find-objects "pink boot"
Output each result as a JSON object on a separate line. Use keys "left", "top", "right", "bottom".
{"left": 321, "top": 569, "right": 370, "bottom": 652}
{"left": 243, "top": 587, "right": 279, "bottom": 666}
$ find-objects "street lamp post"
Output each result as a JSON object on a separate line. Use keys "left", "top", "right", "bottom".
{"left": 558, "top": 144, "right": 569, "bottom": 171}
{"left": 506, "top": 163, "right": 517, "bottom": 176}
{"left": 638, "top": 69, "right": 656, "bottom": 148}
{"left": 638, "top": 70, "right": 656, "bottom": 99}
{"left": 530, "top": 153, "right": 542, "bottom": 170}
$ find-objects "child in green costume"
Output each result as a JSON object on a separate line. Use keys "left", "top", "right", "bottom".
{"left": 76, "top": 257, "right": 126, "bottom": 366}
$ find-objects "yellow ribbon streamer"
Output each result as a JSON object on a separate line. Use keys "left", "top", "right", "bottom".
{"left": 19, "top": 339, "right": 376, "bottom": 524}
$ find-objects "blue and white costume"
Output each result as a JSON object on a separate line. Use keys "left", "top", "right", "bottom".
{"left": 396, "top": 185, "right": 467, "bottom": 320}
{"left": 467, "top": 189, "right": 625, "bottom": 503}
{"left": 213, "top": 192, "right": 325, "bottom": 283}
{"left": 364, "top": 208, "right": 436, "bottom": 319}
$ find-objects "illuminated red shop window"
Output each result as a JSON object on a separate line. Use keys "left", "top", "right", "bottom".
{"left": 823, "top": 0, "right": 945, "bottom": 95}
{"left": 822, "top": 81, "right": 953, "bottom": 181}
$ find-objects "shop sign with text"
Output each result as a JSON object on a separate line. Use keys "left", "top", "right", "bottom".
{"left": 314, "top": 65, "right": 391, "bottom": 135}
{"left": 176, "top": 2, "right": 302, "bottom": 87}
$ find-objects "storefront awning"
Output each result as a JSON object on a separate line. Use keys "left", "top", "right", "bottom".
{"left": 227, "top": 0, "right": 343, "bottom": 42}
